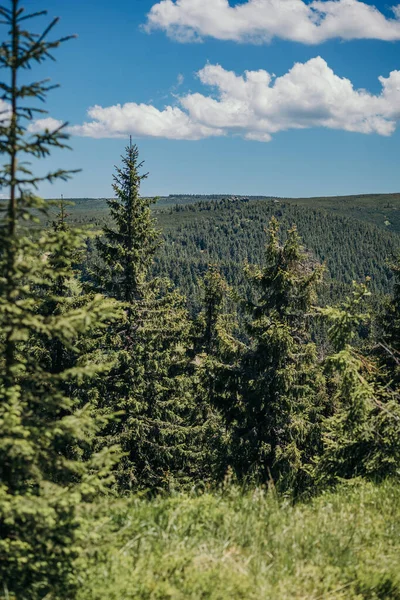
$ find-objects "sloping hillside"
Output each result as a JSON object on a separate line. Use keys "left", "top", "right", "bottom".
{"left": 53, "top": 194, "right": 400, "bottom": 305}
{"left": 154, "top": 198, "right": 399, "bottom": 306}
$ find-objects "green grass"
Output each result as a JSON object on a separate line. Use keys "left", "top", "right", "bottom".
{"left": 77, "top": 480, "right": 400, "bottom": 599}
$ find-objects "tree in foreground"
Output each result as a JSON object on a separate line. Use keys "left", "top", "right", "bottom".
{"left": 95, "top": 143, "right": 207, "bottom": 490}
{"left": 227, "top": 219, "right": 327, "bottom": 491}
{"left": 0, "top": 3, "right": 119, "bottom": 597}
{"left": 193, "top": 265, "right": 243, "bottom": 480}
{"left": 376, "top": 255, "right": 400, "bottom": 384}
{"left": 315, "top": 281, "right": 400, "bottom": 484}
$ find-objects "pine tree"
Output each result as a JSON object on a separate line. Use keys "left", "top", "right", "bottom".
{"left": 193, "top": 265, "right": 242, "bottom": 481}
{"left": 315, "top": 281, "right": 400, "bottom": 484}
{"left": 0, "top": 3, "right": 119, "bottom": 597}
{"left": 196, "top": 265, "right": 230, "bottom": 356}
{"left": 228, "top": 218, "right": 327, "bottom": 490}
{"left": 95, "top": 143, "right": 206, "bottom": 490}
{"left": 36, "top": 198, "right": 85, "bottom": 375}
{"left": 377, "top": 256, "right": 400, "bottom": 383}
{"left": 95, "top": 139, "right": 160, "bottom": 307}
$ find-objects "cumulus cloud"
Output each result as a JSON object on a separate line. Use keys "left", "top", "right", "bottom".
{"left": 27, "top": 117, "right": 64, "bottom": 133}
{"left": 0, "top": 99, "right": 11, "bottom": 124}
{"left": 69, "top": 103, "right": 223, "bottom": 140}
{"left": 0, "top": 106, "right": 64, "bottom": 133}
{"left": 144, "top": 0, "right": 400, "bottom": 44}
{"left": 69, "top": 57, "right": 400, "bottom": 143}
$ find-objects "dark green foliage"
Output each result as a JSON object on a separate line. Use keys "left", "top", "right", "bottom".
{"left": 94, "top": 144, "right": 208, "bottom": 490}
{"left": 95, "top": 143, "right": 160, "bottom": 304}
{"left": 196, "top": 265, "right": 229, "bottom": 356}
{"left": 225, "top": 220, "right": 328, "bottom": 489}
{"left": 192, "top": 266, "right": 242, "bottom": 480}
{"left": 99, "top": 282, "right": 205, "bottom": 490}
{"left": 282, "top": 192, "right": 400, "bottom": 233}
{"left": 63, "top": 195, "right": 399, "bottom": 314}
{"left": 38, "top": 199, "right": 92, "bottom": 375}
{"left": 377, "top": 256, "right": 400, "bottom": 384}
{"left": 152, "top": 198, "right": 398, "bottom": 314}
{"left": 315, "top": 282, "right": 400, "bottom": 484}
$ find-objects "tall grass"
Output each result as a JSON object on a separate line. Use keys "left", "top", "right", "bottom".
{"left": 77, "top": 480, "right": 400, "bottom": 599}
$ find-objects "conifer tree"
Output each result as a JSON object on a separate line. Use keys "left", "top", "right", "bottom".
{"left": 315, "top": 281, "right": 400, "bottom": 484}
{"left": 37, "top": 198, "right": 84, "bottom": 374}
{"left": 0, "top": 3, "right": 119, "bottom": 597}
{"left": 193, "top": 265, "right": 242, "bottom": 480}
{"left": 95, "top": 143, "right": 206, "bottom": 490}
{"left": 197, "top": 265, "right": 230, "bottom": 356}
{"left": 36, "top": 197, "right": 121, "bottom": 392}
{"left": 95, "top": 139, "right": 160, "bottom": 307}
{"left": 377, "top": 256, "right": 400, "bottom": 383}
{"left": 228, "top": 219, "right": 327, "bottom": 490}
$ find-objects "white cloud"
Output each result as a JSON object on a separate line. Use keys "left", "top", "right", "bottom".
{"left": 0, "top": 106, "right": 64, "bottom": 135}
{"left": 0, "top": 99, "right": 11, "bottom": 124}
{"left": 69, "top": 103, "right": 223, "bottom": 140}
{"left": 69, "top": 57, "right": 400, "bottom": 143}
{"left": 28, "top": 117, "right": 64, "bottom": 133}
{"left": 145, "top": 0, "right": 400, "bottom": 44}
{"left": 0, "top": 107, "right": 64, "bottom": 133}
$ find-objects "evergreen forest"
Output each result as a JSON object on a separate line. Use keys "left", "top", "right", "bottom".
{"left": 1, "top": 2, "right": 400, "bottom": 598}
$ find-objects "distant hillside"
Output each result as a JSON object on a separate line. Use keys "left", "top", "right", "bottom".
{"left": 153, "top": 198, "right": 399, "bottom": 308}
{"left": 44, "top": 194, "right": 275, "bottom": 225}
{"left": 50, "top": 193, "right": 400, "bottom": 307}
{"left": 282, "top": 193, "right": 400, "bottom": 233}
{"left": 155, "top": 194, "right": 275, "bottom": 207}
{"left": 50, "top": 192, "right": 400, "bottom": 233}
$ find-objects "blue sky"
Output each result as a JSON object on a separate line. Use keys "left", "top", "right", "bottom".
{"left": 16, "top": 0, "right": 400, "bottom": 198}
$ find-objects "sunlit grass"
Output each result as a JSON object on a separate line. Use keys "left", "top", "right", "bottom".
{"left": 77, "top": 480, "right": 400, "bottom": 599}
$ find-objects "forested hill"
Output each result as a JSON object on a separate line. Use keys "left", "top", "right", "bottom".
{"left": 153, "top": 198, "right": 399, "bottom": 307}
{"left": 68, "top": 193, "right": 400, "bottom": 306}
{"left": 282, "top": 193, "right": 400, "bottom": 233}
{"left": 162, "top": 192, "right": 400, "bottom": 234}
{"left": 59, "top": 191, "right": 400, "bottom": 233}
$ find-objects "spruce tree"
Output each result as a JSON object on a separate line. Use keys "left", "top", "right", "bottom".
{"left": 0, "top": 3, "right": 119, "bottom": 597}
{"left": 196, "top": 265, "right": 230, "bottom": 356}
{"left": 95, "top": 143, "right": 206, "bottom": 490}
{"left": 315, "top": 281, "right": 400, "bottom": 484}
{"left": 228, "top": 219, "right": 327, "bottom": 490}
{"left": 37, "top": 198, "right": 85, "bottom": 375}
{"left": 377, "top": 256, "right": 400, "bottom": 383}
{"left": 193, "top": 265, "right": 242, "bottom": 480}
{"left": 95, "top": 139, "right": 160, "bottom": 307}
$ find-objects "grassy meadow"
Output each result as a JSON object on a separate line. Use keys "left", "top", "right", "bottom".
{"left": 78, "top": 481, "right": 400, "bottom": 600}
